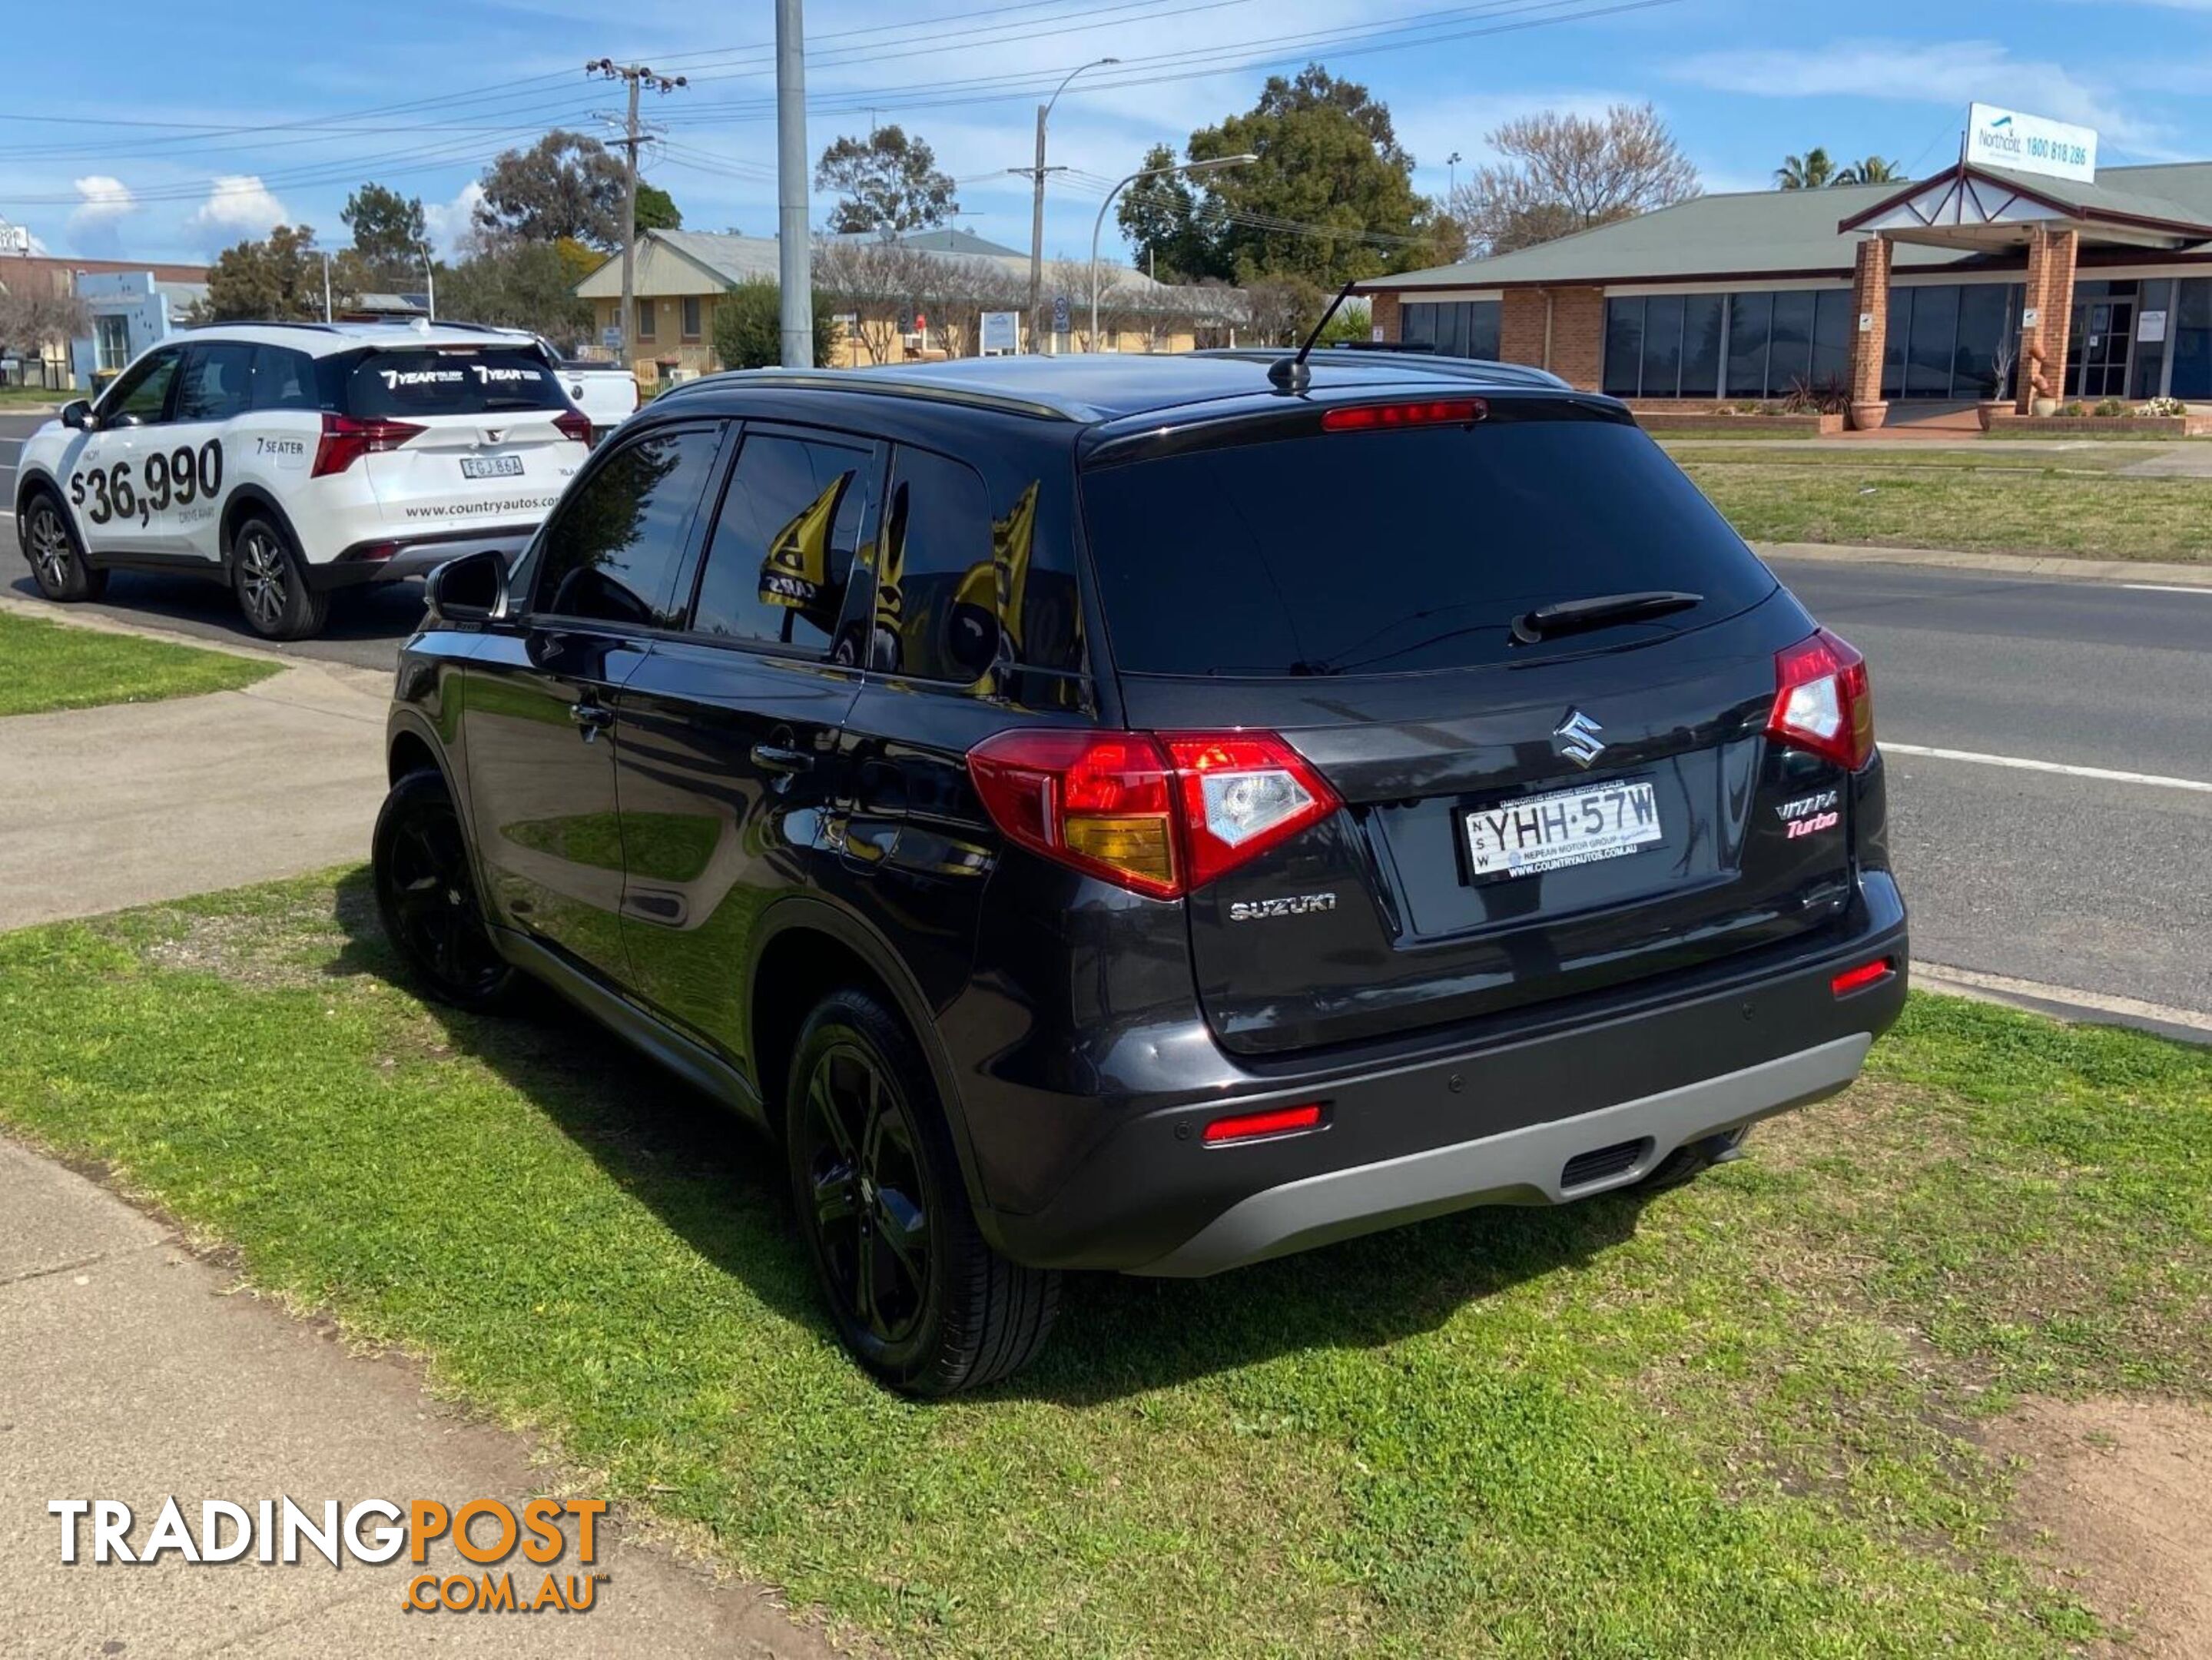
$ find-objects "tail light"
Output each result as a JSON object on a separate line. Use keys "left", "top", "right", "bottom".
{"left": 966, "top": 729, "right": 1340, "bottom": 899}
{"left": 553, "top": 407, "right": 593, "bottom": 445}
{"left": 1767, "top": 628, "right": 1873, "bottom": 770}
{"left": 312, "top": 413, "right": 423, "bottom": 477}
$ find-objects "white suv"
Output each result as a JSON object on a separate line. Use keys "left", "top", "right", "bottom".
{"left": 14, "top": 320, "right": 592, "bottom": 639}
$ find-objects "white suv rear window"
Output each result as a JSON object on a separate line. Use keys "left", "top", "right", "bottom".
{"left": 346, "top": 349, "right": 565, "bottom": 418}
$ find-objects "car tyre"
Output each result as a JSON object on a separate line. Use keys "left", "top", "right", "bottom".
{"left": 787, "top": 988, "right": 1060, "bottom": 1396}
{"left": 22, "top": 490, "right": 107, "bottom": 603}
{"left": 372, "top": 768, "right": 523, "bottom": 1014}
{"left": 231, "top": 513, "right": 329, "bottom": 641}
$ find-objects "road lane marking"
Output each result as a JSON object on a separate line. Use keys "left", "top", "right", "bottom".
{"left": 2122, "top": 583, "right": 2212, "bottom": 596}
{"left": 1884, "top": 742, "right": 2212, "bottom": 794}
{"left": 1913, "top": 961, "right": 2212, "bottom": 1040}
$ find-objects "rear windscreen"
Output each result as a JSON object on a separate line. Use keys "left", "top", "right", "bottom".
{"left": 343, "top": 348, "right": 565, "bottom": 417}
{"left": 1081, "top": 414, "right": 1776, "bottom": 676}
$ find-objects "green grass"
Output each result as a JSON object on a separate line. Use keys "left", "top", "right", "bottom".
{"left": 4, "top": 874, "right": 2208, "bottom": 1655}
{"left": 0, "top": 609, "right": 276, "bottom": 716}
{"left": 0, "top": 385, "right": 68, "bottom": 410}
{"left": 1665, "top": 445, "right": 2212, "bottom": 559}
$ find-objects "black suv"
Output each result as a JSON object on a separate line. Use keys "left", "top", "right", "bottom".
{"left": 373, "top": 350, "right": 1907, "bottom": 1395}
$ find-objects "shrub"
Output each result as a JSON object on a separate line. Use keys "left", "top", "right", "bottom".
{"left": 2093, "top": 397, "right": 2128, "bottom": 418}
{"left": 2143, "top": 396, "right": 2186, "bottom": 418}
{"left": 2058, "top": 400, "right": 2086, "bottom": 417}
{"left": 711, "top": 279, "right": 842, "bottom": 370}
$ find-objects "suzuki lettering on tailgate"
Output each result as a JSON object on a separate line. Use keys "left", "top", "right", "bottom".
{"left": 1467, "top": 780, "right": 1663, "bottom": 880}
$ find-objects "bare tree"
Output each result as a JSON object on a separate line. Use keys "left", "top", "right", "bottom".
{"left": 0, "top": 282, "right": 93, "bottom": 361}
{"left": 1240, "top": 276, "right": 1318, "bottom": 347}
{"left": 812, "top": 235, "right": 933, "bottom": 364}
{"left": 1450, "top": 102, "right": 1700, "bottom": 258}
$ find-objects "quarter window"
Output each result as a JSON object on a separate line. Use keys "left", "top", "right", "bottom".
{"left": 250, "top": 346, "right": 319, "bottom": 412}
{"left": 689, "top": 431, "right": 877, "bottom": 661}
{"left": 533, "top": 427, "right": 721, "bottom": 628}
{"left": 174, "top": 343, "right": 257, "bottom": 423}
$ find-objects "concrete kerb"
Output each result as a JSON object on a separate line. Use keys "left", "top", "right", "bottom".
{"left": 1753, "top": 540, "right": 2212, "bottom": 589}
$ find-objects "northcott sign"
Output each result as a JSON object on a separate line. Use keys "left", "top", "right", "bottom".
{"left": 1967, "top": 102, "right": 2098, "bottom": 184}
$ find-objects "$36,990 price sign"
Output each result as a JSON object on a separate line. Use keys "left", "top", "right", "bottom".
{"left": 70, "top": 440, "right": 224, "bottom": 530}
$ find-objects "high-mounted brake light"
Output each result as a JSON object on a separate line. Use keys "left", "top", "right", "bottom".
{"left": 553, "top": 407, "right": 593, "bottom": 445}
{"left": 1767, "top": 628, "right": 1874, "bottom": 771}
{"left": 312, "top": 413, "right": 424, "bottom": 477}
{"left": 1831, "top": 957, "right": 1895, "bottom": 997}
{"left": 1320, "top": 398, "right": 1486, "bottom": 433}
{"left": 1202, "top": 1102, "right": 1325, "bottom": 1146}
{"left": 966, "top": 729, "right": 1340, "bottom": 899}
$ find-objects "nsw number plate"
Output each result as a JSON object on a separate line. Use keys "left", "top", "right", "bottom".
{"left": 460, "top": 454, "right": 524, "bottom": 480}
{"left": 1466, "top": 780, "right": 1662, "bottom": 880}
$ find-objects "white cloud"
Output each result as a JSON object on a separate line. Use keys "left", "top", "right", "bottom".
{"left": 422, "top": 180, "right": 487, "bottom": 254}
{"left": 184, "top": 175, "right": 292, "bottom": 245}
{"left": 1666, "top": 38, "right": 2181, "bottom": 161}
{"left": 68, "top": 175, "right": 139, "bottom": 232}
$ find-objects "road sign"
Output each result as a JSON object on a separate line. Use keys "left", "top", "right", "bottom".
{"left": 601, "top": 325, "right": 624, "bottom": 350}
{"left": 1052, "top": 294, "right": 1071, "bottom": 335}
{"left": 914, "top": 310, "right": 928, "bottom": 332}
{"left": 980, "top": 311, "right": 1020, "bottom": 354}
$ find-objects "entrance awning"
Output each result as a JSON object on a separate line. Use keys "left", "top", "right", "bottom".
{"left": 1837, "top": 162, "right": 2212, "bottom": 251}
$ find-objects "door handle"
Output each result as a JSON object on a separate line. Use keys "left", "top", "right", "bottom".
{"left": 569, "top": 701, "right": 615, "bottom": 742}
{"left": 750, "top": 742, "right": 814, "bottom": 775}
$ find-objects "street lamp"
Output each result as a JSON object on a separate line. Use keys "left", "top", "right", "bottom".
{"left": 418, "top": 242, "right": 436, "bottom": 324}
{"left": 1089, "top": 153, "right": 1256, "bottom": 349}
{"left": 1015, "top": 58, "right": 1119, "bottom": 347}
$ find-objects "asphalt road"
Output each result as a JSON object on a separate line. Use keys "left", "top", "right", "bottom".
{"left": 2, "top": 403, "right": 2205, "bottom": 1018}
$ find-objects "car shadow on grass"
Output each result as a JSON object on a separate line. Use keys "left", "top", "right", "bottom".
{"left": 327, "top": 868, "right": 1654, "bottom": 1403}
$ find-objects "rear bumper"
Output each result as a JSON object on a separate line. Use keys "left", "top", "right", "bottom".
{"left": 313, "top": 529, "right": 536, "bottom": 589}
{"left": 977, "top": 872, "right": 1906, "bottom": 1275}
{"left": 1138, "top": 1034, "right": 1868, "bottom": 1275}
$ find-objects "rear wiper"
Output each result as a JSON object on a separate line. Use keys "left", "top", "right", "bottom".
{"left": 1511, "top": 589, "right": 1702, "bottom": 646}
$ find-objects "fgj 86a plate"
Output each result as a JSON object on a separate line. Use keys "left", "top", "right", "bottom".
{"left": 459, "top": 454, "right": 524, "bottom": 480}
{"left": 1466, "top": 779, "right": 1662, "bottom": 880}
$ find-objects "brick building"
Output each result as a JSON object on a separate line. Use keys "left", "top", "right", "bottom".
{"left": 1358, "top": 147, "right": 2212, "bottom": 427}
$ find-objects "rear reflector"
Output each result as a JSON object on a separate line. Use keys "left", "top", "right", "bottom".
{"left": 1202, "top": 1102, "right": 1324, "bottom": 1146}
{"left": 1831, "top": 958, "right": 1895, "bottom": 997}
{"left": 1320, "top": 398, "right": 1486, "bottom": 433}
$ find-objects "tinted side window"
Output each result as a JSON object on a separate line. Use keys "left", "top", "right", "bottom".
{"left": 690, "top": 432, "right": 877, "bottom": 662}
{"left": 250, "top": 346, "right": 319, "bottom": 412}
{"left": 102, "top": 350, "right": 180, "bottom": 427}
{"left": 533, "top": 427, "right": 721, "bottom": 628}
{"left": 874, "top": 448, "right": 997, "bottom": 682}
{"left": 174, "top": 344, "right": 257, "bottom": 423}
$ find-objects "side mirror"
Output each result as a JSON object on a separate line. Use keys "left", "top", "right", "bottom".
{"left": 424, "top": 549, "right": 509, "bottom": 622}
{"left": 60, "top": 400, "right": 92, "bottom": 430}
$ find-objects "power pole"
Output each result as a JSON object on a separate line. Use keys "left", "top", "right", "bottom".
{"left": 1012, "top": 59, "right": 1114, "bottom": 354}
{"left": 774, "top": 0, "right": 812, "bottom": 367}
{"left": 588, "top": 58, "right": 688, "bottom": 369}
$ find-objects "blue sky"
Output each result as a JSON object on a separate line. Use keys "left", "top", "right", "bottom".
{"left": 8, "top": 0, "right": 2212, "bottom": 269}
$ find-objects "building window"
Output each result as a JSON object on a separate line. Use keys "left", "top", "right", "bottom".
{"left": 681, "top": 296, "right": 702, "bottom": 340}
{"left": 635, "top": 299, "right": 655, "bottom": 340}
{"left": 95, "top": 314, "right": 131, "bottom": 374}
{"left": 1725, "top": 293, "right": 1772, "bottom": 398}
{"left": 1401, "top": 300, "right": 1499, "bottom": 360}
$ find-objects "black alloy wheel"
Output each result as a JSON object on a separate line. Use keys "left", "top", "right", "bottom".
{"left": 372, "top": 769, "right": 519, "bottom": 1012}
{"left": 786, "top": 989, "right": 1059, "bottom": 1396}
{"left": 231, "top": 515, "right": 330, "bottom": 640}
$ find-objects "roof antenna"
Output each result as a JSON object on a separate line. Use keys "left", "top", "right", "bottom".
{"left": 1268, "top": 277, "right": 1361, "bottom": 393}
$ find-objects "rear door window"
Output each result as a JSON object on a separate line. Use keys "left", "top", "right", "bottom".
{"left": 873, "top": 447, "right": 997, "bottom": 682}
{"left": 1081, "top": 408, "right": 1776, "bottom": 676}
{"left": 250, "top": 346, "right": 320, "bottom": 412}
{"left": 174, "top": 343, "right": 257, "bottom": 424}
{"left": 688, "top": 430, "right": 880, "bottom": 662}
{"left": 347, "top": 348, "right": 565, "bottom": 418}
{"left": 532, "top": 426, "right": 724, "bottom": 629}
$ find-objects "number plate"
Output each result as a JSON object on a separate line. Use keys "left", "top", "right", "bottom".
{"left": 1466, "top": 780, "right": 1662, "bottom": 880}
{"left": 460, "top": 454, "right": 524, "bottom": 480}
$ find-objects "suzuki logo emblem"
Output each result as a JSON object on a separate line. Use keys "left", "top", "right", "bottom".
{"left": 1554, "top": 709, "right": 1606, "bottom": 767}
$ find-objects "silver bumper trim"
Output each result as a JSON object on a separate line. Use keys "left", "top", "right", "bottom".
{"left": 1135, "top": 1032, "right": 1873, "bottom": 1277}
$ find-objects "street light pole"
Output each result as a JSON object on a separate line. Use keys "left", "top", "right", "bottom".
{"left": 420, "top": 243, "right": 436, "bottom": 323}
{"left": 1089, "top": 153, "right": 1255, "bottom": 350}
{"left": 1022, "top": 58, "right": 1116, "bottom": 353}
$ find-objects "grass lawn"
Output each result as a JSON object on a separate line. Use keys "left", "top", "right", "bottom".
{"left": 1663, "top": 443, "right": 2212, "bottom": 560}
{"left": 2, "top": 874, "right": 2207, "bottom": 1656}
{"left": 0, "top": 609, "right": 276, "bottom": 716}
{"left": 0, "top": 385, "right": 66, "bottom": 411}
